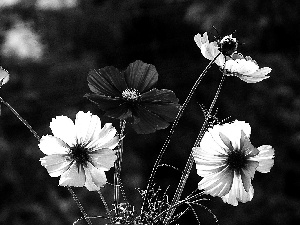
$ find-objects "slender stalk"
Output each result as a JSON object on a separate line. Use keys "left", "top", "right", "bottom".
{"left": 113, "top": 120, "right": 126, "bottom": 219}
{"left": 0, "top": 97, "right": 40, "bottom": 140}
{"left": 142, "top": 53, "right": 221, "bottom": 214}
{"left": 0, "top": 96, "right": 92, "bottom": 225}
{"left": 164, "top": 68, "right": 227, "bottom": 225}
{"left": 98, "top": 190, "right": 113, "bottom": 224}
{"left": 68, "top": 187, "right": 93, "bottom": 225}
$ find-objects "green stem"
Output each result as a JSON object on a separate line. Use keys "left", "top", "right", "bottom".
{"left": 0, "top": 97, "right": 40, "bottom": 140}
{"left": 68, "top": 187, "right": 93, "bottom": 225}
{"left": 142, "top": 53, "right": 221, "bottom": 214}
{"left": 164, "top": 68, "right": 227, "bottom": 225}
{"left": 113, "top": 120, "right": 126, "bottom": 220}
{"left": 98, "top": 190, "right": 113, "bottom": 224}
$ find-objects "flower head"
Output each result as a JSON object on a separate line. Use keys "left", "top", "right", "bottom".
{"left": 194, "top": 32, "right": 225, "bottom": 67}
{"left": 85, "top": 60, "right": 180, "bottom": 134}
{"left": 193, "top": 120, "right": 275, "bottom": 206}
{"left": 194, "top": 32, "right": 272, "bottom": 83}
{"left": 39, "top": 111, "right": 118, "bottom": 191}
{"left": 0, "top": 67, "right": 9, "bottom": 87}
{"left": 224, "top": 55, "right": 272, "bottom": 83}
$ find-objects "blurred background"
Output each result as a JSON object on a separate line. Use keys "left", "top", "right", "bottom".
{"left": 0, "top": 0, "right": 299, "bottom": 224}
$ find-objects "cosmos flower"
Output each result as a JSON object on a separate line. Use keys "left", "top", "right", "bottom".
{"left": 0, "top": 67, "right": 9, "bottom": 87}
{"left": 193, "top": 120, "right": 274, "bottom": 206}
{"left": 39, "top": 111, "right": 118, "bottom": 191}
{"left": 85, "top": 60, "right": 180, "bottom": 134}
{"left": 194, "top": 32, "right": 271, "bottom": 83}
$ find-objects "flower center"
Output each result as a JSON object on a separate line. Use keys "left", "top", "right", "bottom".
{"left": 226, "top": 150, "right": 247, "bottom": 171}
{"left": 218, "top": 35, "right": 238, "bottom": 56}
{"left": 122, "top": 88, "right": 140, "bottom": 101}
{"left": 69, "top": 144, "right": 90, "bottom": 167}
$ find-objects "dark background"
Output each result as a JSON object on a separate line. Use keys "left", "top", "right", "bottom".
{"left": 0, "top": 0, "right": 300, "bottom": 224}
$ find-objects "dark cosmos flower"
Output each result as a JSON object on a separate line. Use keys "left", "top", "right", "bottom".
{"left": 85, "top": 60, "right": 180, "bottom": 134}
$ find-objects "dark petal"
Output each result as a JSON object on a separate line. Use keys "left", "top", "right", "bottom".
{"left": 241, "top": 161, "right": 259, "bottom": 192}
{"left": 219, "top": 132, "right": 234, "bottom": 151}
{"left": 104, "top": 105, "right": 133, "bottom": 120}
{"left": 141, "top": 103, "right": 180, "bottom": 122}
{"left": 85, "top": 94, "right": 132, "bottom": 120}
{"left": 87, "top": 67, "right": 127, "bottom": 96}
{"left": 131, "top": 105, "right": 170, "bottom": 134}
{"left": 240, "top": 130, "right": 259, "bottom": 156}
{"left": 124, "top": 60, "right": 158, "bottom": 93}
{"left": 140, "top": 88, "right": 179, "bottom": 103}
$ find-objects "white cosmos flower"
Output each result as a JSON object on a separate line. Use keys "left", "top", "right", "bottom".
{"left": 194, "top": 32, "right": 272, "bottom": 83}
{"left": 39, "top": 111, "right": 118, "bottom": 191}
{"left": 193, "top": 120, "right": 275, "bottom": 206}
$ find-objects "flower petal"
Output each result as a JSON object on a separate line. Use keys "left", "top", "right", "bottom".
{"left": 241, "top": 161, "right": 258, "bottom": 191}
{"left": 85, "top": 94, "right": 132, "bottom": 120}
{"left": 75, "top": 111, "right": 102, "bottom": 145}
{"left": 88, "top": 162, "right": 108, "bottom": 187}
{"left": 59, "top": 162, "right": 86, "bottom": 187}
{"left": 198, "top": 166, "right": 233, "bottom": 197}
{"left": 131, "top": 105, "right": 170, "bottom": 134}
{"left": 193, "top": 147, "right": 227, "bottom": 176}
{"left": 141, "top": 88, "right": 179, "bottom": 104}
{"left": 252, "top": 145, "right": 275, "bottom": 173}
{"left": 124, "top": 60, "right": 158, "bottom": 93}
{"left": 87, "top": 67, "right": 127, "bottom": 96}
{"left": 221, "top": 172, "right": 254, "bottom": 206}
{"left": 87, "top": 123, "right": 118, "bottom": 150}
{"left": 38, "top": 135, "right": 69, "bottom": 155}
{"left": 50, "top": 115, "right": 76, "bottom": 147}
{"left": 84, "top": 167, "right": 99, "bottom": 191}
{"left": 90, "top": 148, "right": 117, "bottom": 169}
{"left": 40, "top": 155, "right": 71, "bottom": 177}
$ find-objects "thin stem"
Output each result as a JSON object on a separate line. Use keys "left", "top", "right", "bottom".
{"left": 142, "top": 53, "right": 221, "bottom": 214}
{"left": 68, "top": 187, "right": 93, "bottom": 225}
{"left": 0, "top": 96, "right": 92, "bottom": 225}
{"left": 98, "top": 190, "right": 113, "bottom": 224}
{"left": 164, "top": 68, "right": 227, "bottom": 225}
{"left": 113, "top": 120, "right": 126, "bottom": 219}
{"left": 0, "top": 97, "right": 40, "bottom": 140}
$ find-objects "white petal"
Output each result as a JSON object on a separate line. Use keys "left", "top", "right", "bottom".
{"left": 88, "top": 162, "right": 107, "bottom": 187}
{"left": 84, "top": 162, "right": 107, "bottom": 191}
{"left": 75, "top": 111, "right": 102, "bottom": 145}
{"left": 199, "top": 127, "right": 228, "bottom": 155}
{"left": 40, "top": 155, "right": 71, "bottom": 177}
{"left": 198, "top": 166, "right": 233, "bottom": 197}
{"left": 194, "top": 33, "right": 208, "bottom": 49}
{"left": 252, "top": 145, "right": 275, "bottom": 173}
{"left": 50, "top": 115, "right": 76, "bottom": 146}
{"left": 87, "top": 123, "right": 117, "bottom": 150}
{"left": 38, "top": 135, "right": 69, "bottom": 155}
{"left": 59, "top": 162, "right": 86, "bottom": 187}
{"left": 193, "top": 147, "right": 227, "bottom": 176}
{"left": 90, "top": 148, "right": 117, "bottom": 170}
{"left": 84, "top": 168, "right": 99, "bottom": 191}
{"left": 238, "top": 74, "right": 269, "bottom": 83}
{"left": 207, "top": 121, "right": 240, "bottom": 150}
{"left": 221, "top": 172, "right": 254, "bottom": 206}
